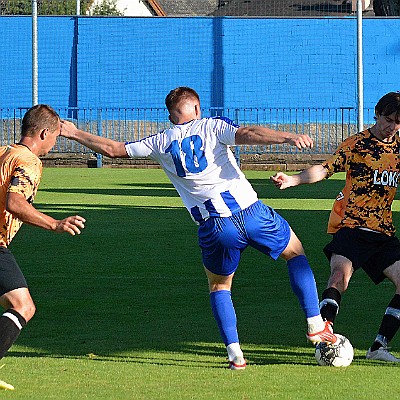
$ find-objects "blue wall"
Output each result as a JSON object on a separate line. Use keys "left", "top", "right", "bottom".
{"left": 0, "top": 16, "right": 399, "bottom": 114}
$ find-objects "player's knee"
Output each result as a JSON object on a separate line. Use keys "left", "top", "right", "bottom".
{"left": 281, "top": 238, "right": 305, "bottom": 260}
{"left": 23, "top": 302, "right": 36, "bottom": 323}
{"left": 1, "top": 288, "right": 36, "bottom": 323}
{"left": 13, "top": 301, "right": 36, "bottom": 323}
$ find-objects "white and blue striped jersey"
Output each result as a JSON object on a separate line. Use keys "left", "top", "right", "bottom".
{"left": 125, "top": 117, "right": 259, "bottom": 224}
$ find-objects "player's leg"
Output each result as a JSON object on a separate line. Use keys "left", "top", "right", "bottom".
{"left": 0, "top": 248, "right": 35, "bottom": 359}
{"left": 198, "top": 216, "right": 246, "bottom": 369}
{"left": 204, "top": 268, "right": 245, "bottom": 369}
{"left": 0, "top": 288, "right": 35, "bottom": 358}
{"left": 280, "top": 229, "right": 336, "bottom": 344}
{"left": 366, "top": 260, "right": 400, "bottom": 362}
{"left": 319, "top": 253, "right": 353, "bottom": 324}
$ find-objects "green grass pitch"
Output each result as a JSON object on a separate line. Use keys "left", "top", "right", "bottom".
{"left": 2, "top": 167, "right": 400, "bottom": 399}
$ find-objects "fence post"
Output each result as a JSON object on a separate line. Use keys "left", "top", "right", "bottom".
{"left": 32, "top": 0, "right": 38, "bottom": 106}
{"left": 96, "top": 109, "right": 103, "bottom": 168}
{"left": 234, "top": 108, "right": 241, "bottom": 167}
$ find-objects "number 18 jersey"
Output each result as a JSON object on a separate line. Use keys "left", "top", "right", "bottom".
{"left": 125, "top": 117, "right": 258, "bottom": 224}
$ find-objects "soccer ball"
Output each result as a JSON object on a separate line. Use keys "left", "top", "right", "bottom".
{"left": 315, "top": 334, "right": 354, "bottom": 367}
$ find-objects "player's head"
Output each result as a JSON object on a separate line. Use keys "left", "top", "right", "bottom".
{"left": 21, "top": 104, "right": 61, "bottom": 156}
{"left": 21, "top": 104, "right": 60, "bottom": 137}
{"left": 375, "top": 92, "right": 400, "bottom": 123}
{"left": 165, "top": 87, "right": 201, "bottom": 124}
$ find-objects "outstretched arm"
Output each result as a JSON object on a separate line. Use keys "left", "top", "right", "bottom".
{"left": 61, "top": 120, "right": 128, "bottom": 158}
{"left": 235, "top": 126, "right": 313, "bottom": 150}
{"left": 270, "top": 164, "right": 328, "bottom": 190}
{"left": 6, "top": 192, "right": 85, "bottom": 235}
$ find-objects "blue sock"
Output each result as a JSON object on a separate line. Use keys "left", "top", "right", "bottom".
{"left": 287, "top": 255, "right": 320, "bottom": 318}
{"left": 210, "top": 290, "right": 239, "bottom": 346}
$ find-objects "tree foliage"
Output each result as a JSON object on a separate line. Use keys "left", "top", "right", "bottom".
{"left": 0, "top": 0, "right": 122, "bottom": 15}
{"left": 89, "top": 0, "right": 123, "bottom": 15}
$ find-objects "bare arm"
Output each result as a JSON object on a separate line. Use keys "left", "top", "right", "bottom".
{"left": 61, "top": 120, "right": 128, "bottom": 158}
{"left": 6, "top": 192, "right": 85, "bottom": 235}
{"left": 235, "top": 126, "right": 313, "bottom": 150}
{"left": 270, "top": 164, "right": 328, "bottom": 190}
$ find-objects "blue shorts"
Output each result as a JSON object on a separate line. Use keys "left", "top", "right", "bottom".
{"left": 198, "top": 200, "right": 291, "bottom": 276}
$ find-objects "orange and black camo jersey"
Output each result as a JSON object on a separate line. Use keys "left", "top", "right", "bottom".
{"left": 322, "top": 129, "right": 400, "bottom": 236}
{"left": 0, "top": 144, "right": 42, "bottom": 247}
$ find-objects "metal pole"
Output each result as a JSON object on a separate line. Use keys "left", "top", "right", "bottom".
{"left": 32, "top": 0, "right": 38, "bottom": 106}
{"left": 76, "top": 0, "right": 81, "bottom": 15}
{"left": 96, "top": 110, "right": 103, "bottom": 168}
{"left": 356, "top": 0, "right": 364, "bottom": 132}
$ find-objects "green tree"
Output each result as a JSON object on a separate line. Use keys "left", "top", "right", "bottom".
{"left": 0, "top": 0, "right": 31, "bottom": 14}
{"left": 0, "top": 0, "right": 118, "bottom": 15}
{"left": 90, "top": 0, "right": 123, "bottom": 16}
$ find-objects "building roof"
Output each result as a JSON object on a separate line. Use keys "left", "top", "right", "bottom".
{"left": 145, "top": 0, "right": 166, "bottom": 16}
{"left": 211, "top": 0, "right": 374, "bottom": 16}
{"left": 158, "top": 0, "right": 375, "bottom": 16}
{"left": 156, "top": 0, "right": 218, "bottom": 16}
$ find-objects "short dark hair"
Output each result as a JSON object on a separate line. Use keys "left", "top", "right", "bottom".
{"left": 375, "top": 92, "right": 400, "bottom": 123}
{"left": 165, "top": 87, "right": 200, "bottom": 113}
{"left": 21, "top": 104, "right": 60, "bottom": 137}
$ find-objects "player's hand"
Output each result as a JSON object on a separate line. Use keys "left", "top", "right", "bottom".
{"left": 288, "top": 134, "right": 313, "bottom": 150}
{"left": 270, "top": 172, "right": 293, "bottom": 190}
{"left": 60, "top": 120, "right": 78, "bottom": 138}
{"left": 54, "top": 215, "right": 86, "bottom": 235}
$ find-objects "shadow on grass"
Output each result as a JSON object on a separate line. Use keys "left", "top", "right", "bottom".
{"left": 39, "top": 183, "right": 179, "bottom": 198}
{"left": 249, "top": 176, "right": 345, "bottom": 200}
{"left": 39, "top": 176, "right": 347, "bottom": 201}
{"left": 7, "top": 344, "right": 319, "bottom": 368}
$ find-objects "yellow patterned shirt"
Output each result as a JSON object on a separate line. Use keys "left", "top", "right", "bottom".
{"left": 322, "top": 129, "right": 400, "bottom": 236}
{"left": 0, "top": 144, "right": 42, "bottom": 247}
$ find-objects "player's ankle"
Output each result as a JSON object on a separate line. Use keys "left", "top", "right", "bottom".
{"left": 307, "top": 315, "right": 325, "bottom": 334}
{"left": 226, "top": 342, "right": 243, "bottom": 361}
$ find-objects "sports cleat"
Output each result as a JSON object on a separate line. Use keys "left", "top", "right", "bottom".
{"left": 366, "top": 346, "right": 400, "bottom": 362}
{"left": 307, "top": 320, "right": 337, "bottom": 345}
{"left": 228, "top": 356, "right": 246, "bottom": 370}
{"left": 0, "top": 380, "right": 14, "bottom": 390}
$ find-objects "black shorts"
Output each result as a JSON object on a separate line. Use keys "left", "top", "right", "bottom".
{"left": 323, "top": 227, "right": 400, "bottom": 284}
{"left": 0, "top": 247, "right": 28, "bottom": 297}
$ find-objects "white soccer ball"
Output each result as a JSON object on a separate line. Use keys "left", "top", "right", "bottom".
{"left": 315, "top": 334, "right": 354, "bottom": 367}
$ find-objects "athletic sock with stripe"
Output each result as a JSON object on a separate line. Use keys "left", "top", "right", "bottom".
{"left": 0, "top": 309, "right": 27, "bottom": 359}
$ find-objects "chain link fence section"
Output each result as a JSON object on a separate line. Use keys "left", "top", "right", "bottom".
{"left": 0, "top": 0, "right": 388, "bottom": 17}
{"left": 1, "top": 0, "right": 399, "bottom": 17}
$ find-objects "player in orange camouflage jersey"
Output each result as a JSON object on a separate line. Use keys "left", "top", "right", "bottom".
{"left": 271, "top": 92, "right": 400, "bottom": 362}
{"left": 0, "top": 105, "right": 86, "bottom": 363}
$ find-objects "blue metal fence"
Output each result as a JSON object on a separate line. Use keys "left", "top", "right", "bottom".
{"left": 1, "top": 106, "right": 366, "bottom": 166}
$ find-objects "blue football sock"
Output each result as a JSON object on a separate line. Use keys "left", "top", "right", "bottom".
{"left": 210, "top": 290, "right": 239, "bottom": 346}
{"left": 287, "top": 255, "right": 320, "bottom": 318}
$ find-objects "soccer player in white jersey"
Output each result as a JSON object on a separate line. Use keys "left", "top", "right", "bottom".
{"left": 61, "top": 87, "right": 336, "bottom": 369}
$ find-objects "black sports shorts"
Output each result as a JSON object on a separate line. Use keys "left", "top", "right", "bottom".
{"left": 323, "top": 227, "right": 400, "bottom": 284}
{"left": 0, "top": 246, "right": 28, "bottom": 297}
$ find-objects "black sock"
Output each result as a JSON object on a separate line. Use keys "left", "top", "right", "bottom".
{"left": 370, "top": 294, "right": 400, "bottom": 352}
{"left": 320, "top": 287, "right": 342, "bottom": 323}
{"left": 0, "top": 309, "right": 27, "bottom": 359}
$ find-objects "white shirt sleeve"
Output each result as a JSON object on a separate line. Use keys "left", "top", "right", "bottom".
{"left": 212, "top": 117, "right": 239, "bottom": 146}
{"left": 124, "top": 138, "right": 154, "bottom": 158}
